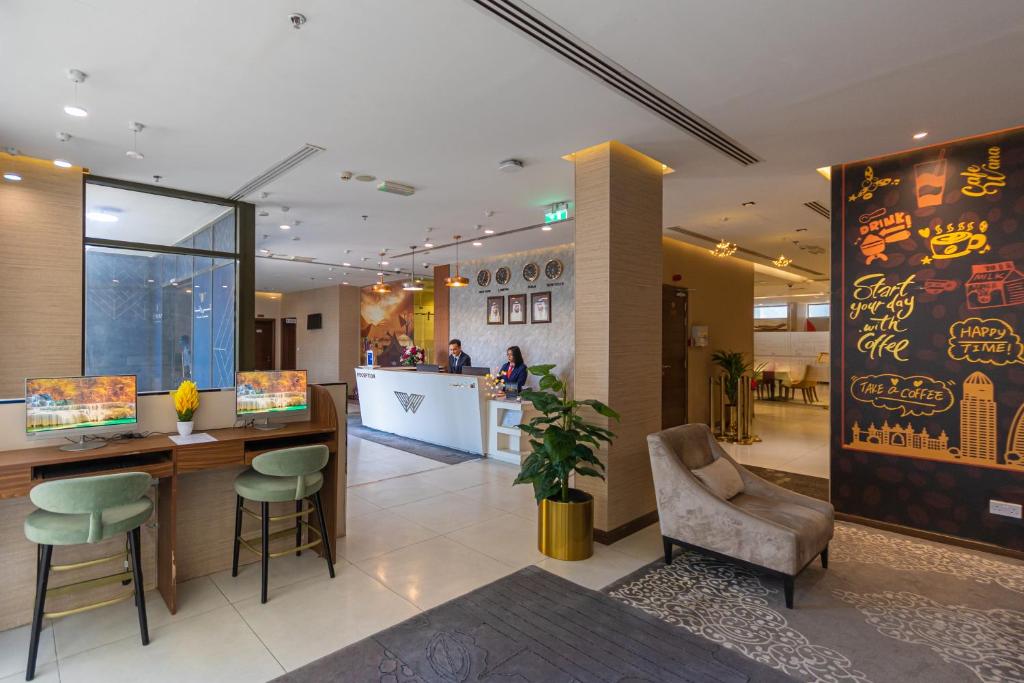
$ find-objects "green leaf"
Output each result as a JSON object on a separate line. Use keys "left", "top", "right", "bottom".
{"left": 538, "top": 374, "right": 563, "bottom": 392}
{"left": 528, "top": 364, "right": 556, "bottom": 376}
{"left": 574, "top": 466, "right": 605, "bottom": 480}
{"left": 578, "top": 399, "right": 620, "bottom": 420}
{"left": 543, "top": 427, "right": 575, "bottom": 462}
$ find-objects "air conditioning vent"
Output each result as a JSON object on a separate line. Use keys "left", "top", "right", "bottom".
{"left": 228, "top": 144, "right": 325, "bottom": 200}
{"left": 803, "top": 201, "right": 830, "bottom": 219}
{"left": 472, "top": 0, "right": 760, "bottom": 166}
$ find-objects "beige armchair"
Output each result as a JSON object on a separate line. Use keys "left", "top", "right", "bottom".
{"left": 647, "top": 423, "right": 833, "bottom": 608}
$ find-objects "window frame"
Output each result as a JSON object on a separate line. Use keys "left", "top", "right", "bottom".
{"left": 82, "top": 175, "right": 255, "bottom": 394}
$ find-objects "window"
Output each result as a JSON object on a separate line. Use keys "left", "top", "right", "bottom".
{"left": 754, "top": 304, "right": 788, "bottom": 319}
{"left": 807, "top": 303, "right": 830, "bottom": 318}
{"left": 84, "top": 183, "right": 239, "bottom": 392}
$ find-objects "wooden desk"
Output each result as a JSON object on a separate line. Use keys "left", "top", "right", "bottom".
{"left": 0, "top": 385, "right": 341, "bottom": 616}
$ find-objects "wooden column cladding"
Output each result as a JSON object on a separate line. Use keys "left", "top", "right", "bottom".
{"left": 573, "top": 141, "right": 664, "bottom": 541}
{"left": 433, "top": 264, "right": 451, "bottom": 366}
{"left": 0, "top": 154, "right": 84, "bottom": 397}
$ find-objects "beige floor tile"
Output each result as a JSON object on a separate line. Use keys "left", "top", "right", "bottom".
{"left": 446, "top": 514, "right": 545, "bottom": 568}
{"left": 209, "top": 550, "right": 337, "bottom": 604}
{"left": 345, "top": 491, "right": 382, "bottom": 520}
{"left": 349, "top": 474, "right": 447, "bottom": 509}
{"left": 0, "top": 621, "right": 55, "bottom": 680}
{"left": 535, "top": 544, "right": 650, "bottom": 591}
{"left": 57, "top": 605, "right": 283, "bottom": 683}
{"left": 0, "top": 661, "right": 59, "bottom": 683}
{"left": 336, "top": 510, "right": 439, "bottom": 563}
{"left": 347, "top": 438, "right": 443, "bottom": 485}
{"left": 608, "top": 523, "right": 665, "bottom": 561}
{"left": 234, "top": 562, "right": 420, "bottom": 671}
{"left": 356, "top": 536, "right": 515, "bottom": 610}
{"left": 457, "top": 479, "right": 539, "bottom": 519}
{"left": 387, "top": 491, "right": 506, "bottom": 534}
{"left": 52, "top": 575, "right": 228, "bottom": 660}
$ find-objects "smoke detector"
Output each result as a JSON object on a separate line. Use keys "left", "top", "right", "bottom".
{"left": 339, "top": 171, "right": 353, "bottom": 181}
{"left": 498, "top": 158, "right": 523, "bottom": 172}
{"left": 56, "top": 131, "right": 72, "bottom": 142}
{"left": 377, "top": 180, "right": 415, "bottom": 197}
{"left": 288, "top": 13, "right": 307, "bottom": 29}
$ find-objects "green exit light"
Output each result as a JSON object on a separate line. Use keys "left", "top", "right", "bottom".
{"left": 544, "top": 208, "right": 568, "bottom": 223}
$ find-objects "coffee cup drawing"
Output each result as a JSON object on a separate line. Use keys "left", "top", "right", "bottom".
{"left": 930, "top": 230, "right": 987, "bottom": 259}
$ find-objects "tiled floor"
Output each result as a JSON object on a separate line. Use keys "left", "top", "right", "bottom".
{"left": 724, "top": 399, "right": 830, "bottom": 479}
{"left": 0, "top": 435, "right": 664, "bottom": 682}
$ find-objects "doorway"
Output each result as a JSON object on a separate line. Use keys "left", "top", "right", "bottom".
{"left": 662, "top": 284, "right": 688, "bottom": 429}
{"left": 281, "top": 318, "right": 297, "bottom": 370}
{"left": 254, "top": 318, "right": 275, "bottom": 370}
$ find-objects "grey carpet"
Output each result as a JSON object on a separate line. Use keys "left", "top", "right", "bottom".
{"left": 347, "top": 414, "right": 481, "bottom": 465}
{"left": 605, "top": 522, "right": 1024, "bottom": 683}
{"left": 274, "top": 565, "right": 793, "bottom": 683}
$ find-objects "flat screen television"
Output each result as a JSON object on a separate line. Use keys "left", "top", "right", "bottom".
{"left": 25, "top": 375, "right": 137, "bottom": 451}
{"left": 235, "top": 370, "right": 308, "bottom": 429}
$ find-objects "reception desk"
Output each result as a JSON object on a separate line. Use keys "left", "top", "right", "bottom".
{"left": 356, "top": 367, "right": 488, "bottom": 454}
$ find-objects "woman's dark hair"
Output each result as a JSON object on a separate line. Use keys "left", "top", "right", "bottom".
{"left": 507, "top": 345, "right": 524, "bottom": 366}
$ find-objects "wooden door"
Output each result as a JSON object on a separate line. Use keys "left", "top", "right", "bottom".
{"left": 662, "top": 285, "right": 688, "bottom": 428}
{"left": 254, "top": 318, "right": 275, "bottom": 370}
{"left": 281, "top": 318, "right": 297, "bottom": 370}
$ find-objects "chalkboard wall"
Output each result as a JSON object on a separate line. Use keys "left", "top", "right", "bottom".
{"left": 830, "top": 126, "right": 1024, "bottom": 552}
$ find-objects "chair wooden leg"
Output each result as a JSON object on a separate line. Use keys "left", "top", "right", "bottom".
{"left": 231, "top": 495, "right": 242, "bottom": 577}
{"left": 260, "top": 502, "right": 270, "bottom": 604}
{"left": 312, "top": 492, "right": 335, "bottom": 578}
{"left": 821, "top": 544, "right": 829, "bottom": 569}
{"left": 128, "top": 527, "right": 150, "bottom": 646}
{"left": 26, "top": 544, "right": 52, "bottom": 681}
{"left": 663, "top": 537, "right": 673, "bottom": 565}
{"left": 783, "top": 575, "right": 795, "bottom": 609}
{"left": 295, "top": 500, "right": 303, "bottom": 557}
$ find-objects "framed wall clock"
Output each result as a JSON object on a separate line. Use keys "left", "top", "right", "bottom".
{"left": 522, "top": 262, "right": 540, "bottom": 282}
{"left": 495, "top": 266, "right": 512, "bottom": 286}
{"left": 544, "top": 258, "right": 564, "bottom": 280}
{"left": 476, "top": 269, "right": 491, "bottom": 287}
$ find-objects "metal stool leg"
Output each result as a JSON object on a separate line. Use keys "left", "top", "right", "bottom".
{"left": 312, "top": 492, "right": 335, "bottom": 578}
{"left": 260, "top": 502, "right": 270, "bottom": 604}
{"left": 26, "top": 545, "right": 52, "bottom": 681}
{"left": 128, "top": 527, "right": 150, "bottom": 646}
{"left": 295, "top": 500, "right": 303, "bottom": 557}
{"left": 231, "top": 495, "right": 242, "bottom": 577}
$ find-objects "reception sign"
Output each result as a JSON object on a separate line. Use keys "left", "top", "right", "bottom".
{"left": 831, "top": 126, "right": 1024, "bottom": 550}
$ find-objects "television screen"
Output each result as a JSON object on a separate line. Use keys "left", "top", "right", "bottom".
{"left": 26, "top": 375, "right": 138, "bottom": 434}
{"left": 235, "top": 370, "right": 308, "bottom": 415}
{"left": 307, "top": 313, "right": 322, "bottom": 330}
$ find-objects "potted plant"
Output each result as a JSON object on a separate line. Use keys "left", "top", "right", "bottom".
{"left": 172, "top": 379, "right": 199, "bottom": 436}
{"left": 399, "top": 345, "right": 426, "bottom": 367}
{"left": 514, "top": 364, "right": 619, "bottom": 561}
{"left": 710, "top": 349, "right": 755, "bottom": 405}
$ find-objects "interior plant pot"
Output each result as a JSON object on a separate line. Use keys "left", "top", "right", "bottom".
{"left": 176, "top": 421, "right": 194, "bottom": 437}
{"left": 538, "top": 488, "right": 594, "bottom": 561}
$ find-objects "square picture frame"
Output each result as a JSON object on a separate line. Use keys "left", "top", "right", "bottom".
{"left": 530, "top": 291, "right": 552, "bottom": 324}
{"left": 486, "top": 296, "right": 505, "bottom": 325}
{"left": 508, "top": 294, "right": 527, "bottom": 324}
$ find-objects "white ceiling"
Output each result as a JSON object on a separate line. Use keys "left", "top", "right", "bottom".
{"left": 3, "top": 0, "right": 1023, "bottom": 291}
{"left": 85, "top": 183, "right": 232, "bottom": 244}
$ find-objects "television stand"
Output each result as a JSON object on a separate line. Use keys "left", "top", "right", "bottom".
{"left": 252, "top": 417, "right": 285, "bottom": 431}
{"left": 59, "top": 436, "right": 106, "bottom": 452}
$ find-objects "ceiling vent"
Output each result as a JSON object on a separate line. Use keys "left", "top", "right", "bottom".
{"left": 377, "top": 180, "right": 416, "bottom": 197}
{"left": 471, "top": 0, "right": 759, "bottom": 166}
{"left": 803, "top": 201, "right": 830, "bottom": 219}
{"left": 228, "top": 143, "right": 325, "bottom": 200}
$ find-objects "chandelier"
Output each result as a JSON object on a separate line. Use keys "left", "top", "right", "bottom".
{"left": 772, "top": 253, "right": 792, "bottom": 268}
{"left": 710, "top": 239, "right": 737, "bottom": 258}
{"left": 403, "top": 245, "right": 424, "bottom": 291}
{"left": 444, "top": 235, "right": 470, "bottom": 287}
{"left": 371, "top": 251, "right": 392, "bottom": 294}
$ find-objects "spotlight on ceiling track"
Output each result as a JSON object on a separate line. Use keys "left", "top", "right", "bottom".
{"left": 63, "top": 69, "right": 88, "bottom": 117}
{"left": 126, "top": 122, "right": 145, "bottom": 160}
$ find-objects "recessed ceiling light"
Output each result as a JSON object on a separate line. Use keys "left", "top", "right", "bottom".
{"left": 147, "top": 279, "right": 155, "bottom": 283}
{"left": 53, "top": 159, "right": 72, "bottom": 168}
{"left": 112, "top": 279, "right": 119, "bottom": 284}
{"left": 484, "top": 229, "right": 494, "bottom": 234}
{"left": 355, "top": 174, "right": 376, "bottom": 182}
{"left": 86, "top": 210, "right": 118, "bottom": 222}
{"left": 472, "top": 241, "right": 483, "bottom": 246}
{"left": 381, "top": 261, "right": 389, "bottom": 266}
{"left": 279, "top": 224, "right": 291, "bottom": 230}
{"left": 184, "top": 288, "right": 192, "bottom": 293}
{"left": 3, "top": 172, "right": 22, "bottom": 182}
{"left": 541, "top": 226, "right": 552, "bottom": 231}
{"left": 327, "top": 277, "right": 333, "bottom": 280}
{"left": 221, "top": 284, "right": 228, "bottom": 288}
{"left": 913, "top": 131, "right": 928, "bottom": 140}
{"left": 342, "top": 262, "right": 351, "bottom": 267}
{"left": 63, "top": 104, "right": 88, "bottom": 118}
{"left": 424, "top": 242, "right": 434, "bottom": 248}
{"left": 741, "top": 201, "right": 756, "bottom": 207}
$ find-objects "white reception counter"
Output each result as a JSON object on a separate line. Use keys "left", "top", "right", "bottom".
{"left": 355, "top": 367, "right": 488, "bottom": 454}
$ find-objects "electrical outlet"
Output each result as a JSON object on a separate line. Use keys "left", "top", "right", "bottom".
{"left": 989, "top": 500, "right": 1022, "bottom": 519}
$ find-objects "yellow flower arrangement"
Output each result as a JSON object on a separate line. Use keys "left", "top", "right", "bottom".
{"left": 172, "top": 380, "right": 199, "bottom": 422}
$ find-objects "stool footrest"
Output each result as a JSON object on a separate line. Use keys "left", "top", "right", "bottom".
{"left": 241, "top": 503, "right": 312, "bottom": 523}
{"left": 47, "top": 570, "right": 134, "bottom": 598}
{"left": 237, "top": 521, "right": 323, "bottom": 559}
{"left": 51, "top": 551, "right": 127, "bottom": 573}
{"left": 44, "top": 590, "right": 135, "bottom": 620}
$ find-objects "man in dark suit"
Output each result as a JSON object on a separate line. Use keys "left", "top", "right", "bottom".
{"left": 448, "top": 339, "right": 472, "bottom": 374}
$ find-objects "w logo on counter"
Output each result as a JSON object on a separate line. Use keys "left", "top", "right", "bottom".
{"left": 394, "top": 391, "right": 426, "bottom": 414}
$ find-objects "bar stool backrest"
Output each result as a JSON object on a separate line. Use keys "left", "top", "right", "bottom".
{"left": 29, "top": 472, "right": 153, "bottom": 543}
{"left": 252, "top": 445, "right": 329, "bottom": 499}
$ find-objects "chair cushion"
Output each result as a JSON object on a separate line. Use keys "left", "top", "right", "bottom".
{"left": 234, "top": 468, "right": 323, "bottom": 503}
{"left": 25, "top": 497, "right": 153, "bottom": 546}
{"left": 692, "top": 457, "right": 744, "bottom": 499}
{"left": 730, "top": 492, "right": 832, "bottom": 567}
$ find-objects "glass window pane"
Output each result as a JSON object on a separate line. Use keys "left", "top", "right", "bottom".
{"left": 754, "top": 304, "right": 788, "bottom": 319}
{"left": 86, "top": 183, "right": 235, "bottom": 252}
{"left": 807, "top": 303, "right": 830, "bottom": 318}
{"left": 85, "top": 247, "right": 236, "bottom": 392}
{"left": 213, "top": 213, "right": 236, "bottom": 253}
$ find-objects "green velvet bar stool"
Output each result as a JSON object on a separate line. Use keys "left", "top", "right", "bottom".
{"left": 23, "top": 472, "right": 153, "bottom": 681}
{"left": 231, "top": 445, "right": 335, "bottom": 604}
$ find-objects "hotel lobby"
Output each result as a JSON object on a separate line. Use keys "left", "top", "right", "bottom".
{"left": 1, "top": 2, "right": 1023, "bottom": 682}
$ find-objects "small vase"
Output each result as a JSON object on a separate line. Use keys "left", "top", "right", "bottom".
{"left": 176, "top": 421, "right": 194, "bottom": 437}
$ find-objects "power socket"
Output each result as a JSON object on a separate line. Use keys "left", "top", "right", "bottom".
{"left": 989, "top": 499, "right": 1022, "bottom": 519}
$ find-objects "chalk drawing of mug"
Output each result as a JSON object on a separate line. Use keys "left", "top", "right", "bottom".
{"left": 930, "top": 230, "right": 987, "bottom": 260}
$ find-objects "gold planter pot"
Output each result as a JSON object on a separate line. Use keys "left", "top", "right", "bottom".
{"left": 538, "top": 489, "right": 594, "bottom": 561}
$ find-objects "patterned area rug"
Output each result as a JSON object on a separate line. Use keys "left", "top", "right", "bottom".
{"left": 606, "top": 522, "right": 1024, "bottom": 683}
{"left": 275, "top": 566, "right": 793, "bottom": 682}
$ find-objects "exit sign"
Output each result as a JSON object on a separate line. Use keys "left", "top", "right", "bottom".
{"left": 545, "top": 202, "right": 570, "bottom": 223}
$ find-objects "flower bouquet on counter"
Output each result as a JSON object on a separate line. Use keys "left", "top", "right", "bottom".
{"left": 172, "top": 379, "right": 199, "bottom": 436}
{"left": 399, "top": 345, "right": 426, "bottom": 367}
{"left": 483, "top": 373, "right": 505, "bottom": 398}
